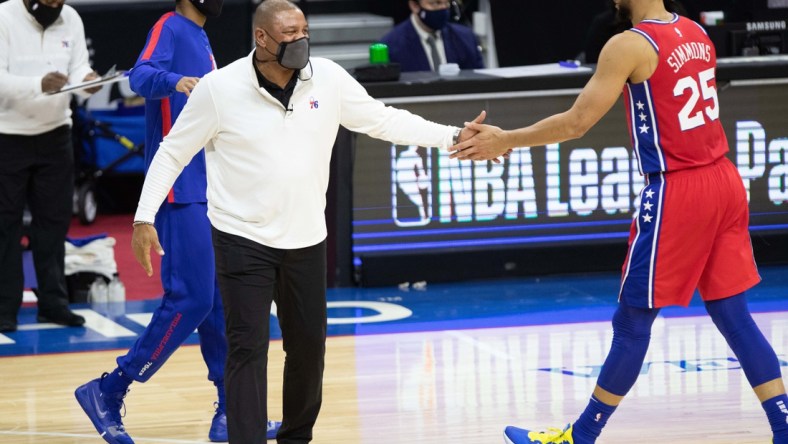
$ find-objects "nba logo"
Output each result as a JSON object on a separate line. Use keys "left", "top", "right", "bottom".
{"left": 391, "top": 144, "right": 432, "bottom": 227}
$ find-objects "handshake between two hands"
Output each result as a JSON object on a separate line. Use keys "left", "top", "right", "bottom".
{"left": 449, "top": 110, "right": 512, "bottom": 163}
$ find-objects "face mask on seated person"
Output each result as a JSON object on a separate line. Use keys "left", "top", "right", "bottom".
{"left": 26, "top": 0, "right": 63, "bottom": 30}
{"left": 418, "top": 6, "right": 450, "bottom": 31}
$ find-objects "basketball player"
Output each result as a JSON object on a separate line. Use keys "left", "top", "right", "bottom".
{"left": 449, "top": 0, "right": 788, "bottom": 443}
{"left": 74, "top": 0, "right": 280, "bottom": 442}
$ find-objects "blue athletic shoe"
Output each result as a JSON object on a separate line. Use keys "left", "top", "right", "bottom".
{"left": 208, "top": 407, "right": 227, "bottom": 442}
{"left": 75, "top": 374, "right": 134, "bottom": 444}
{"left": 266, "top": 419, "right": 282, "bottom": 440}
{"left": 267, "top": 420, "right": 282, "bottom": 440}
{"left": 208, "top": 406, "right": 281, "bottom": 441}
{"left": 503, "top": 423, "right": 574, "bottom": 444}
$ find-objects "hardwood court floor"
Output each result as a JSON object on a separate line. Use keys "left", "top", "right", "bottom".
{"left": 1, "top": 266, "right": 786, "bottom": 443}
{"left": 1, "top": 311, "right": 785, "bottom": 443}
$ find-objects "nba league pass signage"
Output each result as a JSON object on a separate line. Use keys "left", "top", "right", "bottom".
{"left": 351, "top": 82, "right": 787, "bottom": 258}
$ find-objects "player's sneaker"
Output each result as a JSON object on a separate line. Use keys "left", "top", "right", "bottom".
{"left": 208, "top": 406, "right": 227, "bottom": 442}
{"left": 266, "top": 420, "right": 282, "bottom": 440}
{"left": 74, "top": 374, "right": 134, "bottom": 444}
{"left": 208, "top": 405, "right": 282, "bottom": 441}
{"left": 503, "top": 423, "right": 574, "bottom": 444}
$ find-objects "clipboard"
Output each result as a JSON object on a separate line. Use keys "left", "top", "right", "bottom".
{"left": 48, "top": 65, "right": 127, "bottom": 94}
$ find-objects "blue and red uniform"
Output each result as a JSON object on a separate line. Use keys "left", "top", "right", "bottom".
{"left": 120, "top": 12, "right": 226, "bottom": 385}
{"left": 504, "top": 15, "right": 787, "bottom": 444}
{"left": 618, "top": 14, "right": 761, "bottom": 308}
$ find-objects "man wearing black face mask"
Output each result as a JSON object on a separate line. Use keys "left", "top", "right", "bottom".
{"left": 379, "top": 0, "right": 484, "bottom": 72}
{"left": 0, "top": 0, "right": 101, "bottom": 333}
{"left": 74, "top": 0, "right": 281, "bottom": 443}
{"left": 129, "top": 1, "right": 495, "bottom": 442}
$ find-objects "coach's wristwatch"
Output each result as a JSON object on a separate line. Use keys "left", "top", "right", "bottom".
{"left": 452, "top": 127, "right": 462, "bottom": 146}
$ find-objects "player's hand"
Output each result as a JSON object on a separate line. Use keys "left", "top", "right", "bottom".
{"left": 456, "top": 110, "right": 487, "bottom": 144}
{"left": 452, "top": 111, "right": 509, "bottom": 164}
{"left": 176, "top": 76, "right": 200, "bottom": 97}
{"left": 131, "top": 223, "right": 165, "bottom": 277}
{"left": 82, "top": 71, "right": 102, "bottom": 95}
{"left": 41, "top": 71, "right": 69, "bottom": 93}
{"left": 449, "top": 121, "right": 511, "bottom": 161}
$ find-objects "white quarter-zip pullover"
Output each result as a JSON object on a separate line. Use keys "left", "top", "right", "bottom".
{"left": 0, "top": 0, "right": 93, "bottom": 134}
{"left": 135, "top": 53, "right": 459, "bottom": 249}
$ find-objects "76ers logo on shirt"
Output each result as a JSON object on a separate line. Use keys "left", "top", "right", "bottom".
{"left": 309, "top": 97, "right": 319, "bottom": 109}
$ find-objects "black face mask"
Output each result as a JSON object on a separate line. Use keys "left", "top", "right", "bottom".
{"left": 189, "top": 0, "right": 223, "bottom": 17}
{"left": 262, "top": 31, "right": 310, "bottom": 70}
{"left": 26, "top": 0, "right": 63, "bottom": 30}
{"left": 418, "top": 6, "right": 450, "bottom": 31}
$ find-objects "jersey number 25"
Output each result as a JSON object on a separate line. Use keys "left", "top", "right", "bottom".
{"left": 673, "top": 67, "right": 720, "bottom": 131}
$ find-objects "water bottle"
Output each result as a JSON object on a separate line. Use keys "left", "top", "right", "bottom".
{"left": 107, "top": 273, "right": 126, "bottom": 317}
{"left": 89, "top": 276, "right": 108, "bottom": 306}
{"left": 108, "top": 273, "right": 125, "bottom": 303}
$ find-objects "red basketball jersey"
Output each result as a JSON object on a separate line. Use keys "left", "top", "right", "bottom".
{"left": 623, "top": 14, "right": 729, "bottom": 175}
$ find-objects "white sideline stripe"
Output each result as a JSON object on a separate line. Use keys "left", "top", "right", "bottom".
{"left": 17, "top": 324, "right": 64, "bottom": 331}
{"left": 73, "top": 308, "right": 137, "bottom": 337}
{"left": 1, "top": 309, "right": 136, "bottom": 344}
{"left": 125, "top": 313, "right": 199, "bottom": 334}
{"left": 125, "top": 312, "right": 154, "bottom": 327}
{"left": 0, "top": 430, "right": 211, "bottom": 443}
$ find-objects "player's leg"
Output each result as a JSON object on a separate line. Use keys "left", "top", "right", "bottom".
{"left": 505, "top": 172, "right": 692, "bottom": 444}
{"left": 165, "top": 203, "right": 230, "bottom": 441}
{"left": 504, "top": 301, "right": 660, "bottom": 444}
{"left": 704, "top": 293, "right": 788, "bottom": 443}
{"left": 574, "top": 301, "right": 660, "bottom": 441}
{"left": 199, "top": 277, "right": 226, "bottom": 396}
{"left": 112, "top": 203, "right": 217, "bottom": 383}
{"left": 697, "top": 158, "right": 786, "bottom": 443}
{"left": 76, "top": 203, "right": 216, "bottom": 443}
{"left": 200, "top": 276, "right": 229, "bottom": 442}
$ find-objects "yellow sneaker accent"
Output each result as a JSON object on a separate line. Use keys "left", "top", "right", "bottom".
{"left": 526, "top": 424, "right": 574, "bottom": 444}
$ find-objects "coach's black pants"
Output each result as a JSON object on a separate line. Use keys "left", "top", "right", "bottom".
{"left": 213, "top": 229, "right": 327, "bottom": 444}
{"left": 0, "top": 126, "right": 74, "bottom": 323}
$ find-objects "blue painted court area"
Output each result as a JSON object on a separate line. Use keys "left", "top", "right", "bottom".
{"left": 1, "top": 265, "right": 786, "bottom": 357}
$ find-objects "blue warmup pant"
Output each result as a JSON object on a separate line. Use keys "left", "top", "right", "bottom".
{"left": 116, "top": 202, "right": 226, "bottom": 384}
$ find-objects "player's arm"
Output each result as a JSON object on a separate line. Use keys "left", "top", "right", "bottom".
{"left": 129, "top": 25, "right": 186, "bottom": 100}
{"left": 450, "top": 32, "right": 651, "bottom": 161}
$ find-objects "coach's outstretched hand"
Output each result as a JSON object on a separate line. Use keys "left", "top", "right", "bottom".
{"left": 457, "top": 110, "right": 486, "bottom": 142}
{"left": 131, "top": 223, "right": 165, "bottom": 277}
{"left": 456, "top": 110, "right": 507, "bottom": 162}
{"left": 449, "top": 120, "right": 512, "bottom": 162}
